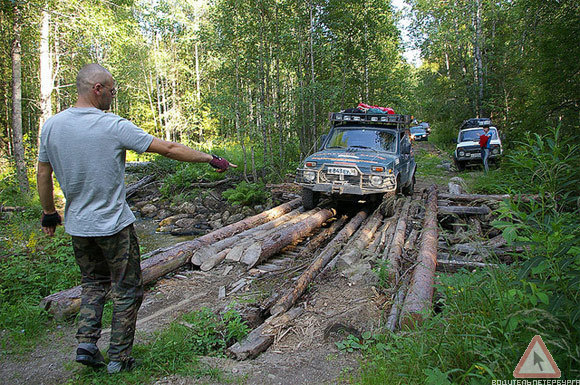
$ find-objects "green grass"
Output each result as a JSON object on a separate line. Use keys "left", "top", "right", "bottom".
{"left": 353, "top": 267, "right": 578, "bottom": 384}
{"left": 66, "top": 307, "right": 249, "bottom": 385}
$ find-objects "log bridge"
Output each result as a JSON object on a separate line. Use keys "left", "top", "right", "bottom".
{"left": 40, "top": 185, "right": 516, "bottom": 359}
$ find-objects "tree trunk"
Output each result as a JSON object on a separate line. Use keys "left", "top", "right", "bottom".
{"left": 400, "top": 185, "right": 438, "bottom": 329}
{"left": 11, "top": 4, "right": 29, "bottom": 195}
{"left": 39, "top": 9, "right": 53, "bottom": 148}
{"left": 337, "top": 207, "right": 383, "bottom": 268}
{"left": 241, "top": 208, "right": 336, "bottom": 268}
{"left": 308, "top": 0, "right": 317, "bottom": 149}
{"left": 438, "top": 205, "right": 490, "bottom": 216}
{"left": 385, "top": 198, "right": 411, "bottom": 284}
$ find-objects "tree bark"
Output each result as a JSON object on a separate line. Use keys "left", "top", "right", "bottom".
{"left": 337, "top": 207, "right": 383, "bottom": 267}
{"left": 438, "top": 205, "right": 490, "bottom": 216}
{"left": 400, "top": 185, "right": 438, "bottom": 329}
{"left": 385, "top": 198, "right": 411, "bottom": 284}
{"left": 270, "top": 209, "right": 368, "bottom": 316}
{"left": 11, "top": 4, "right": 29, "bottom": 195}
{"left": 39, "top": 9, "right": 53, "bottom": 148}
{"left": 40, "top": 199, "right": 302, "bottom": 319}
{"left": 241, "top": 208, "right": 336, "bottom": 268}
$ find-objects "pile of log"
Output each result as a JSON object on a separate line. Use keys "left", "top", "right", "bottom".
{"left": 40, "top": 198, "right": 303, "bottom": 319}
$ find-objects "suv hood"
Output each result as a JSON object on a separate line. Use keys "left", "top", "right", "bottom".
{"left": 457, "top": 138, "right": 501, "bottom": 149}
{"left": 305, "top": 148, "right": 397, "bottom": 171}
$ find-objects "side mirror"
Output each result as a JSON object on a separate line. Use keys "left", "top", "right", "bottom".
{"left": 401, "top": 142, "right": 411, "bottom": 154}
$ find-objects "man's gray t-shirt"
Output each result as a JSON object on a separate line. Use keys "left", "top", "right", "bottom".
{"left": 38, "top": 107, "right": 154, "bottom": 237}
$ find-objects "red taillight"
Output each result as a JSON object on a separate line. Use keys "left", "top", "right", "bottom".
{"left": 305, "top": 161, "right": 317, "bottom": 167}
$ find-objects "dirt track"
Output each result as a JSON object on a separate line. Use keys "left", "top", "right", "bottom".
{"left": 1, "top": 142, "right": 470, "bottom": 385}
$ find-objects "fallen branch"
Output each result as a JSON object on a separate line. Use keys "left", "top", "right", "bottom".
{"left": 438, "top": 205, "right": 490, "bottom": 216}
{"left": 126, "top": 175, "right": 155, "bottom": 199}
{"left": 436, "top": 259, "right": 500, "bottom": 272}
{"left": 385, "top": 198, "right": 411, "bottom": 283}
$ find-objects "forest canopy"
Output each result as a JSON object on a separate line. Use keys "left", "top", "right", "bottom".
{"left": 1, "top": 0, "right": 579, "bottom": 191}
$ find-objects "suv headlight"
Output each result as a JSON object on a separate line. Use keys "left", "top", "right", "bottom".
{"left": 370, "top": 175, "right": 383, "bottom": 187}
{"left": 303, "top": 170, "right": 316, "bottom": 182}
{"left": 458, "top": 150, "right": 465, "bottom": 157}
{"left": 492, "top": 147, "right": 500, "bottom": 155}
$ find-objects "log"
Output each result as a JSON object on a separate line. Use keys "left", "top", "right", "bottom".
{"left": 448, "top": 181, "right": 463, "bottom": 195}
{"left": 436, "top": 259, "right": 499, "bottom": 273}
{"left": 192, "top": 208, "right": 307, "bottom": 267}
{"left": 190, "top": 178, "right": 231, "bottom": 189}
{"left": 404, "top": 228, "right": 419, "bottom": 251}
{"left": 270, "top": 210, "right": 369, "bottom": 316}
{"left": 337, "top": 207, "right": 384, "bottom": 267}
{"left": 400, "top": 185, "right": 438, "bottom": 329}
{"left": 367, "top": 218, "right": 390, "bottom": 255}
{"left": 439, "top": 192, "right": 510, "bottom": 202}
{"left": 384, "top": 198, "right": 411, "bottom": 283}
{"left": 40, "top": 198, "right": 302, "bottom": 319}
{"left": 125, "top": 174, "right": 155, "bottom": 198}
{"left": 227, "top": 307, "right": 304, "bottom": 360}
{"left": 200, "top": 248, "right": 230, "bottom": 271}
{"left": 224, "top": 209, "right": 320, "bottom": 263}
{"left": 386, "top": 281, "right": 408, "bottom": 332}
{"left": 438, "top": 205, "right": 491, "bottom": 216}
{"left": 241, "top": 208, "right": 337, "bottom": 268}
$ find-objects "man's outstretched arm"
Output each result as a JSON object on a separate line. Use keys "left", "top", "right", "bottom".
{"left": 145, "top": 138, "right": 237, "bottom": 172}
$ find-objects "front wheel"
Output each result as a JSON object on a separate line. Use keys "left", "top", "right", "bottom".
{"left": 402, "top": 174, "right": 416, "bottom": 196}
{"left": 302, "top": 188, "right": 320, "bottom": 210}
{"left": 454, "top": 159, "right": 465, "bottom": 171}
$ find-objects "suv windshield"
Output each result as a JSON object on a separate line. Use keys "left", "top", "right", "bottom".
{"left": 326, "top": 128, "right": 397, "bottom": 153}
{"left": 459, "top": 128, "right": 498, "bottom": 142}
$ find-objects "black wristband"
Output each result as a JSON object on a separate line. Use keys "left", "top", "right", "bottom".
{"left": 41, "top": 212, "right": 62, "bottom": 227}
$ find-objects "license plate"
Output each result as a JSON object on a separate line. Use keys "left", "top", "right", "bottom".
{"left": 471, "top": 153, "right": 481, "bottom": 158}
{"left": 327, "top": 167, "right": 357, "bottom": 176}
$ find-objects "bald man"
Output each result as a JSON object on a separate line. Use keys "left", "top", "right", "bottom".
{"left": 37, "top": 63, "right": 236, "bottom": 373}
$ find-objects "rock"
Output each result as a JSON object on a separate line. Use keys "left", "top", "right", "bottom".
{"left": 210, "top": 213, "right": 222, "bottom": 222}
{"left": 157, "top": 225, "right": 174, "bottom": 233}
{"left": 140, "top": 204, "right": 158, "bottom": 217}
{"left": 221, "top": 210, "right": 231, "bottom": 223}
{"left": 203, "top": 195, "right": 222, "bottom": 211}
{"left": 155, "top": 209, "right": 172, "bottom": 221}
{"left": 177, "top": 202, "right": 197, "bottom": 215}
{"left": 227, "top": 213, "right": 245, "bottom": 225}
{"left": 158, "top": 214, "right": 191, "bottom": 227}
{"left": 209, "top": 219, "right": 223, "bottom": 229}
{"left": 175, "top": 218, "right": 197, "bottom": 228}
{"left": 241, "top": 206, "right": 254, "bottom": 217}
{"left": 170, "top": 228, "right": 206, "bottom": 236}
{"left": 133, "top": 201, "right": 149, "bottom": 210}
{"left": 253, "top": 205, "right": 264, "bottom": 213}
{"left": 196, "top": 206, "right": 210, "bottom": 215}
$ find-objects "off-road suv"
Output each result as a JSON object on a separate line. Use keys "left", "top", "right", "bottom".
{"left": 295, "top": 111, "right": 416, "bottom": 209}
{"left": 453, "top": 118, "right": 503, "bottom": 171}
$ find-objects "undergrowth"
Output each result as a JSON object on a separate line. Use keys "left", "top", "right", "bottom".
{"left": 66, "top": 307, "right": 248, "bottom": 385}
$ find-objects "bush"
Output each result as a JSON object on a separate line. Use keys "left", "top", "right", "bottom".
{"left": 222, "top": 181, "right": 270, "bottom": 206}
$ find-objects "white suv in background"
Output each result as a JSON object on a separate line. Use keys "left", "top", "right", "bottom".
{"left": 453, "top": 118, "right": 503, "bottom": 171}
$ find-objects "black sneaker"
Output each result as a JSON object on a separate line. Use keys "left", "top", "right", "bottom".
{"left": 75, "top": 344, "right": 105, "bottom": 368}
{"left": 107, "top": 357, "right": 137, "bottom": 374}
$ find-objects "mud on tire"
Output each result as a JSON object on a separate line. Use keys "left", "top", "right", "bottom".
{"left": 302, "top": 188, "right": 320, "bottom": 210}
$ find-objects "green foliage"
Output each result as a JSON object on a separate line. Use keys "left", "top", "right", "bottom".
{"left": 68, "top": 307, "right": 248, "bottom": 384}
{"left": 493, "top": 198, "right": 580, "bottom": 330}
{"left": 222, "top": 181, "right": 270, "bottom": 207}
{"left": 0, "top": 213, "right": 79, "bottom": 353}
{"left": 355, "top": 268, "right": 579, "bottom": 384}
{"left": 335, "top": 332, "right": 382, "bottom": 353}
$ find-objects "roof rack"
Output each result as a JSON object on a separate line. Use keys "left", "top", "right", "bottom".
{"left": 460, "top": 118, "right": 492, "bottom": 130}
{"left": 329, "top": 112, "right": 411, "bottom": 126}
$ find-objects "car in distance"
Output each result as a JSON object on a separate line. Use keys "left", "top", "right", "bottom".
{"left": 410, "top": 126, "right": 428, "bottom": 141}
{"left": 453, "top": 118, "right": 503, "bottom": 171}
{"left": 295, "top": 111, "right": 416, "bottom": 209}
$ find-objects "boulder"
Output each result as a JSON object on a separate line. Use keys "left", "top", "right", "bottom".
{"left": 140, "top": 204, "right": 157, "bottom": 217}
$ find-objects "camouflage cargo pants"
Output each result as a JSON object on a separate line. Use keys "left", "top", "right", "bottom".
{"left": 71, "top": 224, "right": 143, "bottom": 362}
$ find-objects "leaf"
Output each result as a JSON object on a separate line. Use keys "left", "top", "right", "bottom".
{"left": 362, "top": 331, "right": 372, "bottom": 340}
{"left": 537, "top": 292, "right": 549, "bottom": 305}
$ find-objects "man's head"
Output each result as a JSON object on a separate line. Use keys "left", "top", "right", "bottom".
{"left": 76, "top": 64, "right": 116, "bottom": 111}
{"left": 482, "top": 125, "right": 490, "bottom": 133}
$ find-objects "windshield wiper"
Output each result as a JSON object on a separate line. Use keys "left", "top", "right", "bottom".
{"left": 326, "top": 146, "right": 345, "bottom": 149}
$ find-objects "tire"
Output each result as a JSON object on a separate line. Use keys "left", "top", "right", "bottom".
{"left": 454, "top": 159, "right": 465, "bottom": 171}
{"left": 402, "top": 173, "right": 415, "bottom": 196}
{"left": 302, "top": 188, "right": 320, "bottom": 210}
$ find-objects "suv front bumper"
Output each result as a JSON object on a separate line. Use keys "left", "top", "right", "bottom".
{"left": 296, "top": 167, "right": 397, "bottom": 195}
